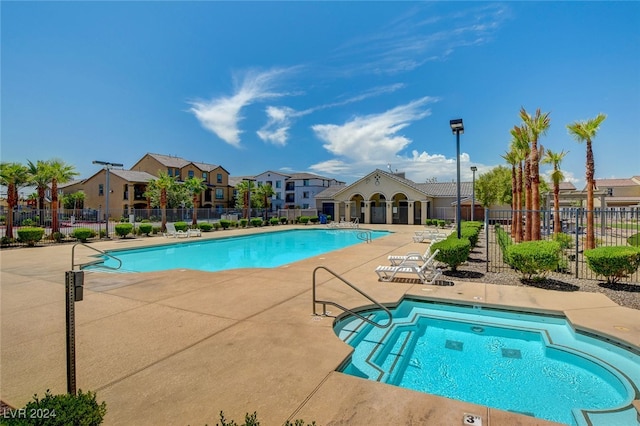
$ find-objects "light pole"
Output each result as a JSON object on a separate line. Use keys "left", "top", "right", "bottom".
{"left": 450, "top": 118, "right": 464, "bottom": 239}
{"left": 470, "top": 166, "right": 477, "bottom": 222}
{"left": 93, "top": 160, "right": 123, "bottom": 238}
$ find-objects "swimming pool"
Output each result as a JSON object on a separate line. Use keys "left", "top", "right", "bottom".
{"left": 89, "top": 229, "right": 389, "bottom": 273}
{"left": 335, "top": 299, "right": 640, "bottom": 426}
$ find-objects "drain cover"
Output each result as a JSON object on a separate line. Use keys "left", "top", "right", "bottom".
{"left": 501, "top": 348, "right": 522, "bottom": 359}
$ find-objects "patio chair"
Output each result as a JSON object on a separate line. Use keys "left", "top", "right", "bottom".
{"left": 388, "top": 246, "right": 432, "bottom": 266}
{"left": 187, "top": 227, "right": 202, "bottom": 237}
{"left": 376, "top": 249, "right": 442, "bottom": 284}
{"left": 163, "top": 222, "right": 189, "bottom": 238}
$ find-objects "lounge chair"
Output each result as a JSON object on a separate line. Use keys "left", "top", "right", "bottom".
{"left": 163, "top": 222, "right": 189, "bottom": 238}
{"left": 187, "top": 227, "right": 201, "bottom": 237}
{"left": 388, "top": 247, "right": 432, "bottom": 266}
{"left": 413, "top": 231, "right": 447, "bottom": 243}
{"left": 375, "top": 249, "right": 442, "bottom": 284}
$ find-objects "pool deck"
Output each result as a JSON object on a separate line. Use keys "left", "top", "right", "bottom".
{"left": 1, "top": 224, "right": 638, "bottom": 425}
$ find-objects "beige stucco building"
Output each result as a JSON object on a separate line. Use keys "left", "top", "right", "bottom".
{"left": 315, "top": 169, "right": 477, "bottom": 225}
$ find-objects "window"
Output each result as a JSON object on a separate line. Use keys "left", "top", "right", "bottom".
{"left": 123, "top": 185, "right": 129, "bottom": 200}
{"left": 188, "top": 170, "right": 194, "bottom": 178}
{"left": 174, "top": 168, "right": 180, "bottom": 179}
{"left": 286, "top": 182, "right": 295, "bottom": 191}
{"left": 217, "top": 173, "right": 223, "bottom": 183}
{"left": 167, "top": 168, "right": 173, "bottom": 177}
{"left": 275, "top": 192, "right": 281, "bottom": 200}
{"left": 275, "top": 181, "right": 281, "bottom": 188}
{"left": 98, "top": 184, "right": 104, "bottom": 196}
{"left": 303, "top": 179, "right": 310, "bottom": 186}
{"left": 302, "top": 204, "right": 309, "bottom": 209}
{"left": 607, "top": 188, "right": 613, "bottom": 196}
{"left": 215, "top": 188, "right": 224, "bottom": 199}
{"left": 303, "top": 191, "right": 310, "bottom": 199}
{"left": 266, "top": 180, "right": 272, "bottom": 187}
{"left": 202, "top": 172, "right": 208, "bottom": 180}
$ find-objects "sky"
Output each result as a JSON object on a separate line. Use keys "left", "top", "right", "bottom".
{"left": 2, "top": 1, "right": 639, "bottom": 190}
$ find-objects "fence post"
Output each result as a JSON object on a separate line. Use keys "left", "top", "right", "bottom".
{"left": 575, "top": 207, "right": 580, "bottom": 279}
{"left": 485, "top": 208, "right": 489, "bottom": 273}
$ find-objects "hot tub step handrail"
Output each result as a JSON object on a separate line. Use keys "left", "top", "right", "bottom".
{"left": 71, "top": 242, "right": 122, "bottom": 271}
{"left": 312, "top": 266, "right": 391, "bottom": 328}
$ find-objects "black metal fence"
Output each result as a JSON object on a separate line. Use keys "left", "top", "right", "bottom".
{"left": 485, "top": 208, "right": 640, "bottom": 283}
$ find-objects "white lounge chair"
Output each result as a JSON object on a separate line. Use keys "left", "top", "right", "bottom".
{"left": 187, "top": 227, "right": 201, "bottom": 237}
{"left": 376, "top": 249, "right": 442, "bottom": 284}
{"left": 164, "top": 222, "right": 189, "bottom": 238}
{"left": 413, "top": 231, "right": 447, "bottom": 243}
{"left": 388, "top": 247, "right": 432, "bottom": 266}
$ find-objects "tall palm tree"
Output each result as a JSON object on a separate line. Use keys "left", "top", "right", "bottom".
{"left": 567, "top": 113, "right": 607, "bottom": 250}
{"left": 511, "top": 125, "right": 530, "bottom": 242}
{"left": 541, "top": 149, "right": 568, "bottom": 236}
{"left": 520, "top": 107, "right": 551, "bottom": 240}
{"left": 145, "top": 172, "right": 177, "bottom": 231}
{"left": 26, "top": 160, "right": 53, "bottom": 225}
{"left": 256, "top": 183, "right": 276, "bottom": 220}
{"left": 48, "top": 160, "right": 79, "bottom": 234}
{"left": 183, "top": 177, "right": 207, "bottom": 226}
{"left": 236, "top": 180, "right": 257, "bottom": 219}
{"left": 0, "top": 162, "right": 30, "bottom": 239}
{"left": 501, "top": 149, "right": 519, "bottom": 239}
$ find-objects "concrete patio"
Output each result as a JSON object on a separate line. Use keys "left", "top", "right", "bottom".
{"left": 1, "top": 225, "right": 638, "bottom": 425}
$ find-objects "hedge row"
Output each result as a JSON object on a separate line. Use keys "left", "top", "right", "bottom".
{"left": 584, "top": 246, "right": 640, "bottom": 284}
{"left": 430, "top": 221, "right": 482, "bottom": 271}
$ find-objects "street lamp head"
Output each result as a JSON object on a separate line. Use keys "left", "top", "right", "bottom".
{"left": 449, "top": 118, "right": 464, "bottom": 134}
{"left": 93, "top": 160, "right": 124, "bottom": 168}
{"left": 470, "top": 166, "right": 477, "bottom": 172}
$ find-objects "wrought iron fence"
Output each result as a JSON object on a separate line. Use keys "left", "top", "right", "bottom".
{"left": 486, "top": 208, "right": 640, "bottom": 283}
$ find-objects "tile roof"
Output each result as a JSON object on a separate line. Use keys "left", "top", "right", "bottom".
{"left": 559, "top": 182, "right": 576, "bottom": 190}
{"left": 110, "top": 169, "right": 157, "bottom": 182}
{"left": 147, "top": 153, "right": 190, "bottom": 168}
{"left": 594, "top": 178, "right": 638, "bottom": 188}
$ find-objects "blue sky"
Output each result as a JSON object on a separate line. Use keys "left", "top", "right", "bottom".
{"left": 2, "top": 1, "right": 639, "bottom": 189}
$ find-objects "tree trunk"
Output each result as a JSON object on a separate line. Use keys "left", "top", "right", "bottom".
{"left": 553, "top": 185, "right": 561, "bottom": 236}
{"left": 161, "top": 189, "right": 167, "bottom": 231}
{"left": 586, "top": 141, "right": 595, "bottom": 249}
{"left": 510, "top": 165, "right": 517, "bottom": 239}
{"left": 524, "top": 158, "right": 532, "bottom": 241}
{"left": 530, "top": 143, "right": 540, "bottom": 240}
{"left": 51, "top": 179, "right": 59, "bottom": 234}
{"left": 515, "top": 162, "right": 523, "bottom": 243}
{"left": 5, "top": 183, "right": 16, "bottom": 239}
{"left": 192, "top": 195, "right": 199, "bottom": 226}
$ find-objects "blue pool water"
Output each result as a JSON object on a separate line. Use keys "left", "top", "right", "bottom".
{"left": 335, "top": 300, "right": 640, "bottom": 426}
{"left": 90, "top": 229, "right": 389, "bottom": 273}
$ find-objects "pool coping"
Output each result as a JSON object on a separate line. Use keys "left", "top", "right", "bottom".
{"left": 1, "top": 224, "right": 638, "bottom": 425}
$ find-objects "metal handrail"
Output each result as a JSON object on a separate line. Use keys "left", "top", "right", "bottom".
{"left": 356, "top": 230, "right": 372, "bottom": 243}
{"left": 71, "top": 243, "right": 122, "bottom": 271}
{"left": 312, "top": 266, "right": 392, "bottom": 328}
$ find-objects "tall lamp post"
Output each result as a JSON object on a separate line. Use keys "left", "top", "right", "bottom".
{"left": 450, "top": 119, "right": 464, "bottom": 239}
{"left": 93, "top": 160, "right": 123, "bottom": 238}
{"left": 470, "top": 166, "right": 477, "bottom": 221}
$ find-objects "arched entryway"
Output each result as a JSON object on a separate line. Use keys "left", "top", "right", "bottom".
{"left": 349, "top": 194, "right": 365, "bottom": 223}
{"left": 391, "top": 193, "right": 409, "bottom": 224}
{"left": 369, "top": 193, "right": 386, "bottom": 224}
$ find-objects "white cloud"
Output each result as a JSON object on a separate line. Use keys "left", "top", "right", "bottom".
{"left": 188, "top": 68, "right": 292, "bottom": 148}
{"left": 311, "top": 97, "right": 436, "bottom": 162}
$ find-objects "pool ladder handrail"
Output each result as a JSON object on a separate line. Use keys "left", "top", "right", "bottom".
{"left": 312, "top": 266, "right": 392, "bottom": 328}
{"left": 71, "top": 242, "right": 123, "bottom": 271}
{"left": 356, "top": 230, "right": 372, "bottom": 243}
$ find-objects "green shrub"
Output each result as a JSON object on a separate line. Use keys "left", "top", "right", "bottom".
{"left": 141, "top": 219, "right": 150, "bottom": 223}
{"left": 431, "top": 238, "right": 471, "bottom": 272}
{"left": 152, "top": 226, "right": 161, "bottom": 235}
{"left": 1, "top": 236, "right": 13, "bottom": 246}
{"left": 21, "top": 218, "right": 36, "bottom": 226}
{"left": 72, "top": 227, "right": 95, "bottom": 242}
{"left": 216, "top": 411, "right": 316, "bottom": 426}
{"left": 326, "top": 215, "right": 332, "bottom": 221}
{"left": 174, "top": 221, "right": 188, "bottom": 232}
{"left": 17, "top": 227, "right": 45, "bottom": 247}
{"left": 280, "top": 217, "right": 288, "bottom": 224}
{"left": 2, "top": 389, "right": 107, "bottom": 426}
{"left": 299, "top": 216, "right": 310, "bottom": 225}
{"left": 309, "top": 216, "right": 319, "bottom": 224}
{"left": 239, "top": 219, "right": 248, "bottom": 228}
{"left": 495, "top": 225, "right": 513, "bottom": 263}
{"left": 51, "top": 231, "right": 65, "bottom": 243}
{"left": 199, "top": 223, "right": 214, "bottom": 232}
{"left": 628, "top": 232, "right": 640, "bottom": 247}
{"left": 99, "top": 230, "right": 106, "bottom": 238}
{"left": 138, "top": 223, "right": 153, "bottom": 236}
{"left": 506, "top": 240, "right": 561, "bottom": 280}
{"left": 459, "top": 225, "right": 481, "bottom": 247}
{"left": 269, "top": 218, "right": 280, "bottom": 226}
{"left": 553, "top": 233, "right": 574, "bottom": 250}
{"left": 219, "top": 219, "right": 231, "bottom": 229}
{"left": 437, "top": 220, "right": 446, "bottom": 228}
{"left": 250, "top": 218, "right": 263, "bottom": 227}
{"left": 584, "top": 246, "right": 640, "bottom": 284}
{"left": 114, "top": 223, "right": 133, "bottom": 238}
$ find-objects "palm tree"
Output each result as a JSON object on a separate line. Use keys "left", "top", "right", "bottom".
{"left": 541, "top": 149, "right": 568, "bottom": 236}
{"left": 567, "top": 113, "right": 607, "bottom": 250}
{"left": 27, "top": 160, "right": 53, "bottom": 223}
{"left": 511, "top": 125, "right": 530, "bottom": 242}
{"left": 183, "top": 177, "right": 207, "bottom": 226}
{"left": 500, "top": 149, "right": 519, "bottom": 239}
{"left": 255, "top": 184, "right": 276, "bottom": 219}
{"left": 0, "top": 162, "right": 30, "bottom": 239}
{"left": 145, "top": 172, "right": 177, "bottom": 231}
{"left": 520, "top": 107, "right": 551, "bottom": 240}
{"left": 48, "top": 160, "right": 79, "bottom": 234}
{"left": 236, "top": 180, "right": 257, "bottom": 219}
